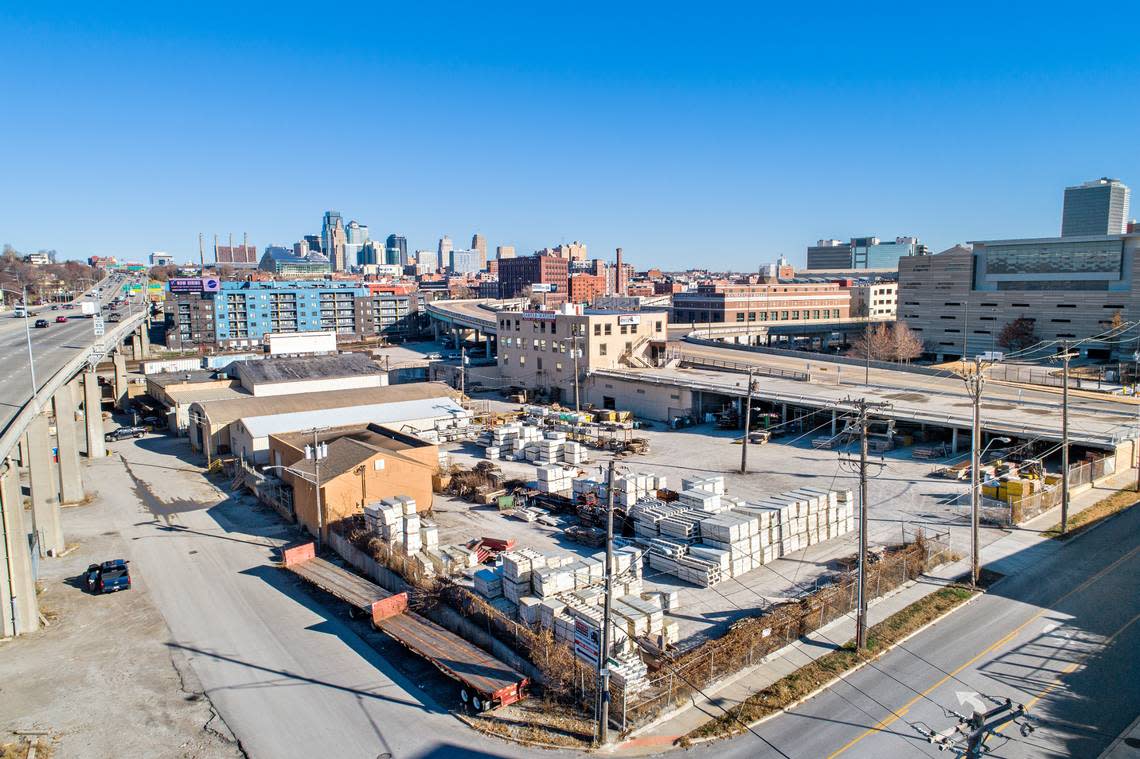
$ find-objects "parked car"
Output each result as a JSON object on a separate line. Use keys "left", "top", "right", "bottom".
{"left": 55, "top": 315, "right": 67, "bottom": 323}
{"left": 84, "top": 560, "right": 131, "bottom": 594}
{"left": 104, "top": 426, "right": 145, "bottom": 442}
{"left": 424, "top": 352, "right": 443, "bottom": 360}
{"left": 34, "top": 319, "right": 48, "bottom": 328}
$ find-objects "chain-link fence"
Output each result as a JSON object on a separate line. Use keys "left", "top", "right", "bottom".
{"left": 615, "top": 538, "right": 937, "bottom": 732}
{"left": 976, "top": 455, "right": 1118, "bottom": 525}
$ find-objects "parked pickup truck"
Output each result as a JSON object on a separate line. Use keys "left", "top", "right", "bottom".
{"left": 85, "top": 560, "right": 131, "bottom": 594}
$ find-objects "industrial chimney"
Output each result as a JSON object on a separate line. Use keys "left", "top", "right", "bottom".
{"left": 615, "top": 247, "right": 625, "bottom": 295}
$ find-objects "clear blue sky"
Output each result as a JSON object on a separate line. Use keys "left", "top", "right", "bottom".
{"left": 2, "top": 2, "right": 1138, "bottom": 269}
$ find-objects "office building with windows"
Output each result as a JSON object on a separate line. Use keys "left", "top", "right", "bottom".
{"left": 498, "top": 254, "right": 570, "bottom": 304}
{"left": 805, "top": 236, "right": 928, "bottom": 270}
{"left": 322, "top": 211, "right": 348, "bottom": 271}
{"left": 1062, "top": 178, "right": 1130, "bottom": 237}
{"left": 387, "top": 234, "right": 408, "bottom": 265}
{"left": 898, "top": 233, "right": 1140, "bottom": 361}
{"left": 672, "top": 282, "right": 850, "bottom": 325}
{"left": 497, "top": 307, "right": 668, "bottom": 401}
{"left": 449, "top": 249, "right": 481, "bottom": 275}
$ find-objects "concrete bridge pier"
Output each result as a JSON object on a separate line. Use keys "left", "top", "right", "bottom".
{"left": 113, "top": 351, "right": 128, "bottom": 410}
{"left": 0, "top": 457, "right": 39, "bottom": 635}
{"left": 25, "top": 413, "right": 63, "bottom": 556}
{"left": 83, "top": 368, "right": 106, "bottom": 460}
{"left": 53, "top": 379, "right": 84, "bottom": 504}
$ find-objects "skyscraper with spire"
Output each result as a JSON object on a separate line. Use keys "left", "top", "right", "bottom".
{"left": 322, "top": 211, "right": 347, "bottom": 271}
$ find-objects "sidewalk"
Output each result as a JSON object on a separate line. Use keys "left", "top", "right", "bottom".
{"left": 616, "top": 468, "right": 1139, "bottom": 752}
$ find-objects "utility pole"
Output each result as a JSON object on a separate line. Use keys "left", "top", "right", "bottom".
{"left": 572, "top": 330, "right": 581, "bottom": 413}
{"left": 459, "top": 345, "right": 466, "bottom": 396}
{"left": 597, "top": 457, "right": 616, "bottom": 745}
{"left": 837, "top": 397, "right": 890, "bottom": 650}
{"left": 740, "top": 369, "right": 754, "bottom": 474}
{"left": 1061, "top": 340, "right": 1071, "bottom": 534}
{"left": 855, "top": 400, "right": 870, "bottom": 649}
{"left": 967, "top": 357, "right": 984, "bottom": 587}
{"left": 306, "top": 428, "right": 328, "bottom": 552}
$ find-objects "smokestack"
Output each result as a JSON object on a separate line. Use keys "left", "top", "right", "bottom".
{"left": 615, "top": 247, "right": 624, "bottom": 296}
{"left": 243, "top": 231, "right": 248, "bottom": 259}
{"left": 198, "top": 233, "right": 205, "bottom": 270}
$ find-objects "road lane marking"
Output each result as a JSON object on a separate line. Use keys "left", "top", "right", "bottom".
{"left": 993, "top": 610, "right": 1140, "bottom": 737}
{"left": 826, "top": 543, "right": 1140, "bottom": 758}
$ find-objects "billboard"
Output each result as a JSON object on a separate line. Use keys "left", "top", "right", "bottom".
{"left": 169, "top": 277, "right": 221, "bottom": 293}
{"left": 521, "top": 310, "right": 557, "bottom": 321}
{"left": 530, "top": 283, "right": 553, "bottom": 293}
{"left": 617, "top": 314, "right": 641, "bottom": 326}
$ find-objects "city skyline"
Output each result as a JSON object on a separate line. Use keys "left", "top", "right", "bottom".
{"left": 2, "top": 4, "right": 1139, "bottom": 267}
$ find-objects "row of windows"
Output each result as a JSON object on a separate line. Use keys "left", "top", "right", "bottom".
{"left": 729, "top": 308, "right": 843, "bottom": 322}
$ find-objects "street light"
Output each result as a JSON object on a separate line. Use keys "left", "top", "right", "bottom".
{"left": 0, "top": 286, "right": 39, "bottom": 413}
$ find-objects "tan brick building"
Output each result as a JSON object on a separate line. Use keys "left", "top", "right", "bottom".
{"left": 672, "top": 282, "right": 851, "bottom": 325}
{"left": 269, "top": 424, "right": 439, "bottom": 544}
{"left": 497, "top": 308, "right": 668, "bottom": 402}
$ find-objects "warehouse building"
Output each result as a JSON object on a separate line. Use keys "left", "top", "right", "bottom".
{"left": 268, "top": 423, "right": 440, "bottom": 543}
{"left": 496, "top": 306, "right": 669, "bottom": 402}
{"left": 188, "top": 384, "right": 466, "bottom": 463}
{"left": 232, "top": 353, "right": 387, "bottom": 397}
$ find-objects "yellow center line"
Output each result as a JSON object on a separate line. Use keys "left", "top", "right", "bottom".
{"left": 826, "top": 543, "right": 1140, "bottom": 759}
{"left": 993, "top": 609, "right": 1140, "bottom": 736}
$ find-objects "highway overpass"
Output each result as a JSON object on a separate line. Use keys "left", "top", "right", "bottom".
{"left": 1, "top": 274, "right": 151, "bottom": 636}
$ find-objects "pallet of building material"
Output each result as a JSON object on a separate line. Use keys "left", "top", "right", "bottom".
{"left": 648, "top": 538, "right": 689, "bottom": 558}
{"left": 518, "top": 596, "right": 542, "bottom": 626}
{"left": 474, "top": 568, "right": 503, "bottom": 598}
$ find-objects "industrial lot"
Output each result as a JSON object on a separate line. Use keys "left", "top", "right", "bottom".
{"left": 2, "top": 179, "right": 1139, "bottom": 759}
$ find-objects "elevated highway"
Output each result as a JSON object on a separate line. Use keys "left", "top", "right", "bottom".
{"left": 1, "top": 273, "right": 151, "bottom": 636}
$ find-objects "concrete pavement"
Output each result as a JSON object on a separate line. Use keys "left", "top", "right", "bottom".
{"left": 89, "top": 433, "right": 580, "bottom": 759}
{"left": 621, "top": 466, "right": 1139, "bottom": 748}
{"left": 686, "top": 480, "right": 1140, "bottom": 758}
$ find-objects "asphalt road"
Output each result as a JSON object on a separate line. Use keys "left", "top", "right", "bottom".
{"left": 93, "top": 435, "right": 577, "bottom": 759}
{"left": 0, "top": 274, "right": 132, "bottom": 432}
{"left": 705, "top": 502, "right": 1140, "bottom": 759}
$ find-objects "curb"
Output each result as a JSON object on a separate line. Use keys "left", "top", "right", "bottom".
{"left": 675, "top": 585, "right": 985, "bottom": 748}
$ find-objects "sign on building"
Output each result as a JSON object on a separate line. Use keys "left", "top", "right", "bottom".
{"left": 617, "top": 314, "right": 641, "bottom": 326}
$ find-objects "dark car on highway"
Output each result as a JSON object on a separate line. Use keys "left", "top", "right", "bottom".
{"left": 84, "top": 560, "right": 131, "bottom": 594}
{"left": 34, "top": 319, "right": 48, "bottom": 328}
{"left": 104, "top": 426, "right": 145, "bottom": 442}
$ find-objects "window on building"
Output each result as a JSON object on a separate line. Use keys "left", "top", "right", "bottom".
{"left": 537, "top": 357, "right": 543, "bottom": 371}
{"left": 792, "top": 311, "right": 800, "bottom": 319}
{"left": 501, "top": 355, "right": 509, "bottom": 365}
{"left": 630, "top": 323, "right": 637, "bottom": 333}
{"left": 736, "top": 313, "right": 745, "bottom": 322}
{"left": 604, "top": 324, "right": 612, "bottom": 335}
{"left": 519, "top": 355, "right": 526, "bottom": 366}
{"left": 594, "top": 324, "right": 601, "bottom": 336}
{"left": 655, "top": 321, "right": 663, "bottom": 332}
{"left": 620, "top": 324, "right": 628, "bottom": 334}
{"left": 599, "top": 343, "right": 607, "bottom": 356}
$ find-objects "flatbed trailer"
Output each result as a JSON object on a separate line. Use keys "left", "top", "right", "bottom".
{"left": 282, "top": 542, "right": 528, "bottom": 710}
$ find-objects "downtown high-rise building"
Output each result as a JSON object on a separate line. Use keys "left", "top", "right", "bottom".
{"left": 346, "top": 220, "right": 369, "bottom": 267}
{"left": 471, "top": 233, "right": 487, "bottom": 269}
{"left": 438, "top": 235, "right": 453, "bottom": 265}
{"left": 386, "top": 234, "right": 408, "bottom": 265}
{"left": 322, "top": 211, "right": 348, "bottom": 271}
{"left": 1062, "top": 178, "right": 1131, "bottom": 237}
{"left": 496, "top": 245, "right": 516, "bottom": 260}
{"left": 416, "top": 249, "right": 438, "bottom": 271}
{"left": 449, "top": 249, "right": 480, "bottom": 275}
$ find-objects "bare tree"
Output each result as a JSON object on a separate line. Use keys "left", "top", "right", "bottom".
{"left": 892, "top": 321, "right": 924, "bottom": 363}
{"left": 847, "top": 323, "right": 893, "bottom": 362}
{"left": 997, "top": 317, "right": 1038, "bottom": 352}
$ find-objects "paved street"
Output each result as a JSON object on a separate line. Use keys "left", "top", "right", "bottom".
{"left": 0, "top": 275, "right": 126, "bottom": 432}
{"left": 701, "top": 502, "right": 1140, "bottom": 758}
{"left": 88, "top": 433, "right": 577, "bottom": 759}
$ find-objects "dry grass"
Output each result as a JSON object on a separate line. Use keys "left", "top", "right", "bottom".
{"left": 465, "top": 699, "right": 594, "bottom": 748}
{"left": 687, "top": 584, "right": 977, "bottom": 741}
{"left": 1041, "top": 489, "right": 1140, "bottom": 541}
{"left": 0, "top": 739, "right": 53, "bottom": 759}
